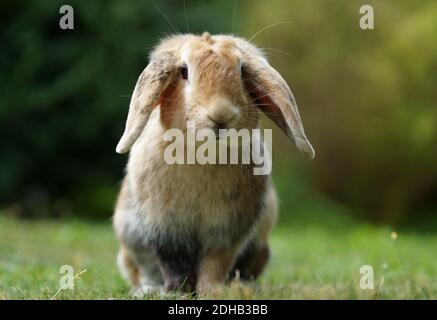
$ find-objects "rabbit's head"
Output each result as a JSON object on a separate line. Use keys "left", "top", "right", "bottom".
{"left": 116, "top": 33, "right": 315, "bottom": 159}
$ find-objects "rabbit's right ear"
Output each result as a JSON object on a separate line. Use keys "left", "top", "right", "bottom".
{"left": 116, "top": 52, "right": 176, "bottom": 154}
{"left": 237, "top": 39, "right": 315, "bottom": 160}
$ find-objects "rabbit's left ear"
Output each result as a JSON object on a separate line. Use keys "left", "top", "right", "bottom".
{"left": 241, "top": 52, "right": 315, "bottom": 159}
{"left": 116, "top": 52, "right": 176, "bottom": 154}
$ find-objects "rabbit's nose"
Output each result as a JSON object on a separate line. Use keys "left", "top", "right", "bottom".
{"left": 208, "top": 116, "right": 226, "bottom": 129}
{"left": 216, "top": 122, "right": 227, "bottom": 130}
{"left": 207, "top": 114, "right": 236, "bottom": 129}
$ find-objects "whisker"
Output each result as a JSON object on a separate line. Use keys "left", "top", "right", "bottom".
{"left": 251, "top": 103, "right": 275, "bottom": 108}
{"left": 136, "top": 119, "right": 285, "bottom": 171}
{"left": 232, "top": 0, "right": 239, "bottom": 34}
{"left": 246, "top": 84, "right": 270, "bottom": 95}
{"left": 248, "top": 93, "right": 272, "bottom": 101}
{"left": 249, "top": 105, "right": 282, "bottom": 114}
{"left": 183, "top": 0, "right": 190, "bottom": 33}
{"left": 261, "top": 47, "right": 294, "bottom": 60}
{"left": 248, "top": 21, "right": 293, "bottom": 43}
{"left": 241, "top": 120, "right": 287, "bottom": 162}
{"left": 154, "top": 4, "right": 179, "bottom": 34}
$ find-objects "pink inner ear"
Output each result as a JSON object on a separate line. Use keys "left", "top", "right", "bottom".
{"left": 246, "top": 81, "right": 289, "bottom": 133}
{"left": 157, "top": 82, "right": 181, "bottom": 128}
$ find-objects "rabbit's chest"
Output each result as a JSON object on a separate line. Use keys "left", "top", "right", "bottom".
{"left": 135, "top": 163, "right": 268, "bottom": 250}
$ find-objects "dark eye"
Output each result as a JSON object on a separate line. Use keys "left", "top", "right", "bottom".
{"left": 180, "top": 64, "right": 188, "bottom": 80}
{"left": 240, "top": 65, "right": 245, "bottom": 76}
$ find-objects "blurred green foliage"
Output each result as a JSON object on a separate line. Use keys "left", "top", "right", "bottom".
{"left": 0, "top": 1, "right": 436, "bottom": 222}
{"left": 246, "top": 0, "right": 437, "bottom": 222}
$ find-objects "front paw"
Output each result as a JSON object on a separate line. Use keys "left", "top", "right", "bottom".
{"left": 196, "top": 281, "right": 225, "bottom": 298}
{"left": 129, "top": 282, "right": 164, "bottom": 299}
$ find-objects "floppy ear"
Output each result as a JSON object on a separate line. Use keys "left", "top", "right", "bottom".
{"left": 242, "top": 52, "right": 315, "bottom": 159}
{"left": 116, "top": 52, "right": 176, "bottom": 154}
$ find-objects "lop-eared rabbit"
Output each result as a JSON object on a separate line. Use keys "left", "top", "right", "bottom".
{"left": 113, "top": 32, "right": 314, "bottom": 295}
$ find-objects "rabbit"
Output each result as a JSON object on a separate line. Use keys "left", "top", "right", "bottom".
{"left": 113, "top": 32, "right": 315, "bottom": 295}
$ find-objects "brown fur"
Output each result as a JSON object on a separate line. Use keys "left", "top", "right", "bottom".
{"left": 118, "top": 246, "right": 140, "bottom": 286}
{"left": 113, "top": 33, "right": 314, "bottom": 295}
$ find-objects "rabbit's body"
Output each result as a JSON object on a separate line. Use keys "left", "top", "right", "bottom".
{"left": 113, "top": 33, "right": 314, "bottom": 295}
{"left": 114, "top": 109, "right": 276, "bottom": 293}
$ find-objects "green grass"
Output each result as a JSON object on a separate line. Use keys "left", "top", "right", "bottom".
{"left": 1, "top": 210, "right": 437, "bottom": 299}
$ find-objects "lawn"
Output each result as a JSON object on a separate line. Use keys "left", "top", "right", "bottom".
{"left": 1, "top": 209, "right": 437, "bottom": 299}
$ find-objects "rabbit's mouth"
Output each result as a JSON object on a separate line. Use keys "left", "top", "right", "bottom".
{"left": 214, "top": 127, "right": 236, "bottom": 141}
